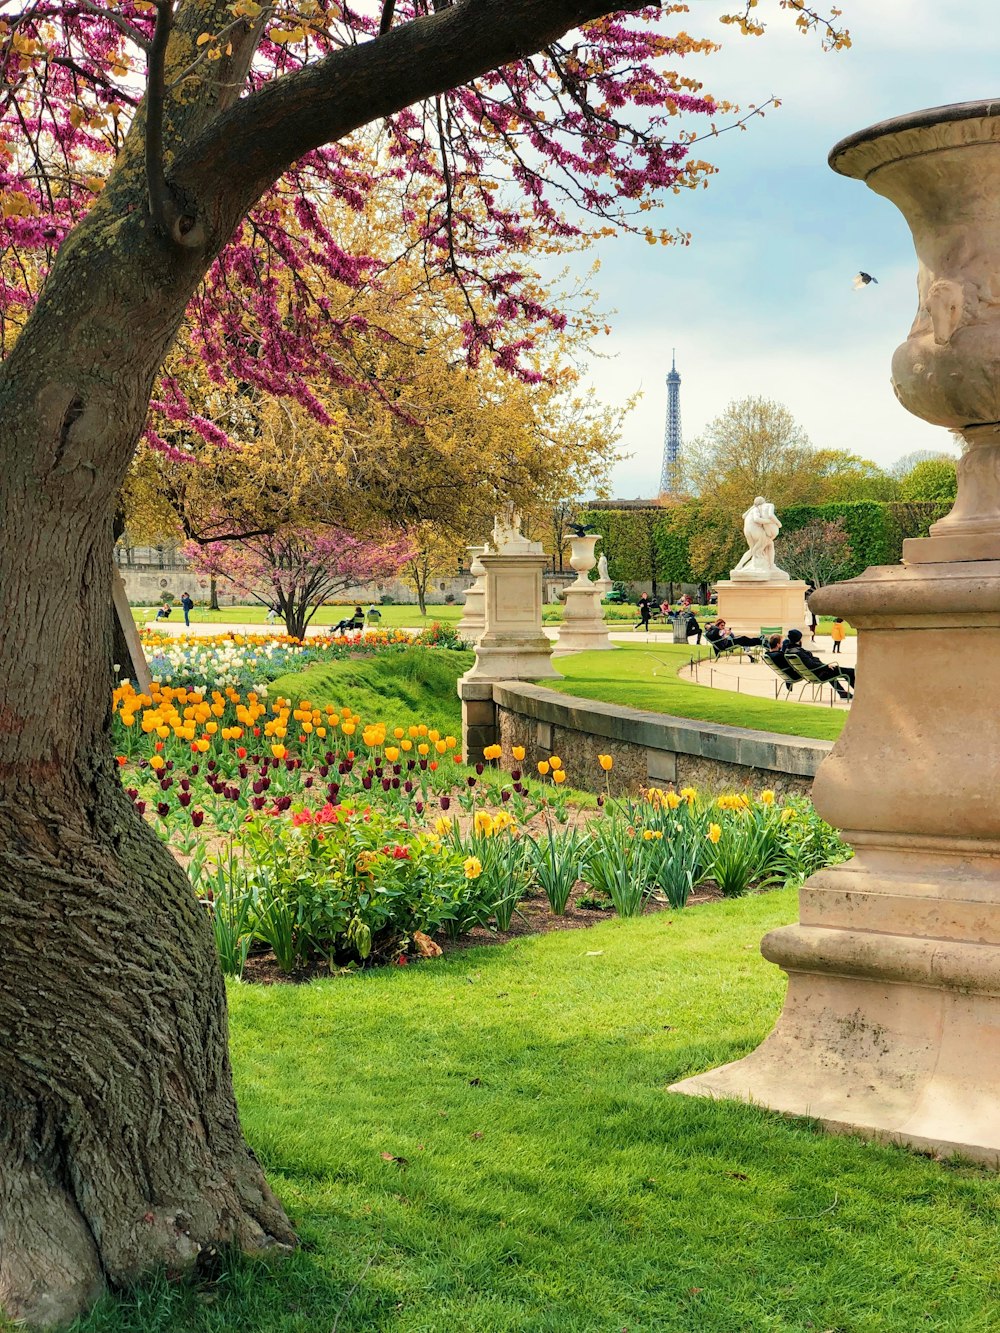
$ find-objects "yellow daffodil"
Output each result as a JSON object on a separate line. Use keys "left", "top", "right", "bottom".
{"left": 680, "top": 787, "right": 697, "bottom": 805}
{"left": 434, "top": 815, "right": 453, "bottom": 836}
{"left": 759, "top": 790, "right": 776, "bottom": 806}
{"left": 464, "top": 856, "right": 483, "bottom": 880}
{"left": 707, "top": 823, "right": 722, "bottom": 844}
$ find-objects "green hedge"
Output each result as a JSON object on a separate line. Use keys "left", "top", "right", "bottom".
{"left": 584, "top": 500, "right": 953, "bottom": 584}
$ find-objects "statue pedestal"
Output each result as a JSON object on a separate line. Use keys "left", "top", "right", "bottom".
{"left": 460, "top": 552, "right": 561, "bottom": 685}
{"left": 672, "top": 558, "right": 1000, "bottom": 1163}
{"left": 714, "top": 578, "right": 808, "bottom": 639}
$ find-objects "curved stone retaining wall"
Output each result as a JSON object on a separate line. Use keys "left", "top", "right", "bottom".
{"left": 461, "top": 680, "right": 830, "bottom": 796}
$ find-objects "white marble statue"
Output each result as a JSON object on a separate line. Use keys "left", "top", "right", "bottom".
{"left": 491, "top": 503, "right": 540, "bottom": 554}
{"left": 597, "top": 553, "right": 610, "bottom": 582}
{"left": 734, "top": 496, "right": 787, "bottom": 578}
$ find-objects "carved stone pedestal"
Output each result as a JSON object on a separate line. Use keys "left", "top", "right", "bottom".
{"left": 673, "top": 100, "right": 1000, "bottom": 1164}
{"left": 673, "top": 558, "right": 1000, "bottom": 1162}
{"left": 714, "top": 578, "right": 808, "bottom": 640}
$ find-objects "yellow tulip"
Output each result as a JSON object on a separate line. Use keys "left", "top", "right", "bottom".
{"left": 385, "top": 746, "right": 400, "bottom": 762}
{"left": 418, "top": 743, "right": 430, "bottom": 756}
{"left": 549, "top": 756, "right": 562, "bottom": 771}
{"left": 598, "top": 754, "right": 613, "bottom": 772}
{"left": 483, "top": 743, "right": 503, "bottom": 761}
{"left": 394, "top": 727, "right": 405, "bottom": 739}
{"left": 271, "top": 744, "right": 287, "bottom": 759}
{"left": 537, "top": 761, "right": 550, "bottom": 776}
{"left": 552, "top": 770, "right": 566, "bottom": 785}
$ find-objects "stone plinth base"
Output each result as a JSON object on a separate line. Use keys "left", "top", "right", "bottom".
{"left": 674, "top": 558, "right": 1000, "bottom": 1164}
{"left": 715, "top": 579, "right": 808, "bottom": 639}
{"left": 462, "top": 552, "right": 561, "bottom": 685}
{"left": 670, "top": 872, "right": 1000, "bottom": 1164}
{"left": 455, "top": 589, "right": 485, "bottom": 644}
{"left": 552, "top": 584, "right": 615, "bottom": 656}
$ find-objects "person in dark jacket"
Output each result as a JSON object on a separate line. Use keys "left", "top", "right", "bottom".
{"left": 684, "top": 610, "right": 702, "bottom": 645}
{"left": 180, "top": 591, "right": 194, "bottom": 626}
{"left": 634, "top": 594, "right": 652, "bottom": 632}
{"left": 782, "top": 628, "right": 854, "bottom": 698}
{"left": 705, "top": 619, "right": 758, "bottom": 654}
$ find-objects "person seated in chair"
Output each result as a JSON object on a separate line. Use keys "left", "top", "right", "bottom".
{"left": 684, "top": 609, "right": 702, "bottom": 645}
{"left": 154, "top": 603, "right": 172, "bottom": 620}
{"left": 367, "top": 605, "right": 382, "bottom": 623}
{"left": 705, "top": 619, "right": 758, "bottom": 655}
{"left": 764, "top": 635, "right": 798, "bottom": 692}
{"left": 782, "top": 628, "right": 855, "bottom": 699}
{"left": 333, "top": 605, "right": 364, "bottom": 634}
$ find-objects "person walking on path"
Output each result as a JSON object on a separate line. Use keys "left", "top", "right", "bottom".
{"left": 830, "top": 618, "right": 847, "bottom": 653}
{"left": 180, "top": 591, "right": 194, "bottom": 627}
{"left": 634, "top": 594, "right": 652, "bottom": 632}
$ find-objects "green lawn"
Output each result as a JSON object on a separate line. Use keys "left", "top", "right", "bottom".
{"left": 78, "top": 890, "right": 1000, "bottom": 1332}
{"left": 135, "top": 603, "right": 471, "bottom": 629}
{"left": 549, "top": 644, "right": 847, "bottom": 743}
{"left": 268, "top": 646, "right": 473, "bottom": 736}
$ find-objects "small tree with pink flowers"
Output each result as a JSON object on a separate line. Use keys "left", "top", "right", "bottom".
{"left": 186, "top": 526, "right": 414, "bottom": 639}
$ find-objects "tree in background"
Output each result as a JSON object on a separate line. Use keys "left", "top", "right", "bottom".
{"left": 186, "top": 527, "right": 413, "bottom": 638}
{"left": 403, "top": 524, "right": 464, "bottom": 617}
{"left": 898, "top": 456, "right": 958, "bottom": 502}
{"left": 780, "top": 518, "right": 855, "bottom": 588}
{"left": 681, "top": 397, "right": 893, "bottom": 577}
{"left": 0, "top": 0, "right": 850, "bottom": 1319}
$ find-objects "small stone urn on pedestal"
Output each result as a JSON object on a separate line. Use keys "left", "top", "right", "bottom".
{"left": 672, "top": 100, "right": 1000, "bottom": 1164}
{"left": 552, "top": 535, "right": 615, "bottom": 656}
{"left": 456, "top": 544, "right": 487, "bottom": 644}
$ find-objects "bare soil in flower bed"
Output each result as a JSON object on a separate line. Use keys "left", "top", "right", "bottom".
{"left": 239, "top": 879, "right": 730, "bottom": 984}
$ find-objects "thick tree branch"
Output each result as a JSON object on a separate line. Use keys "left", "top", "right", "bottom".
{"left": 175, "top": 0, "right": 634, "bottom": 226}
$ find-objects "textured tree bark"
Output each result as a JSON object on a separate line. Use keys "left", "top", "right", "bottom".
{"left": 0, "top": 200, "right": 295, "bottom": 1327}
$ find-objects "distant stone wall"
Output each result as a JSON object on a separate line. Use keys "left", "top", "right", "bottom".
{"left": 466, "top": 681, "right": 830, "bottom": 796}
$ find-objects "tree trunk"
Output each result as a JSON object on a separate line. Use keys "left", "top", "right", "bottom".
{"left": 209, "top": 575, "right": 220, "bottom": 611}
{"left": 418, "top": 588, "right": 427, "bottom": 616}
{"left": 0, "top": 198, "right": 295, "bottom": 1328}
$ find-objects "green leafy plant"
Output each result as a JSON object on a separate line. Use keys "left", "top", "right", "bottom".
{"left": 527, "top": 825, "right": 583, "bottom": 915}
{"left": 582, "top": 816, "right": 649, "bottom": 917}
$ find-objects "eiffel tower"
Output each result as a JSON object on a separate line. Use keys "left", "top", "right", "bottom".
{"left": 659, "top": 349, "right": 682, "bottom": 494}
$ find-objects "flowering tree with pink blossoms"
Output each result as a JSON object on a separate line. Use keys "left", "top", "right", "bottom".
{"left": 0, "top": 0, "right": 849, "bottom": 1323}
{"left": 186, "top": 527, "right": 415, "bottom": 637}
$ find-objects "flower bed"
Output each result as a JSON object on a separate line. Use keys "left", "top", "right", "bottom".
{"left": 113, "top": 680, "right": 850, "bottom": 978}
{"left": 134, "top": 623, "right": 463, "bottom": 693}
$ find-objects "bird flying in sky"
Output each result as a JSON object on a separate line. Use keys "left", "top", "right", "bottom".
{"left": 853, "top": 271, "right": 878, "bottom": 289}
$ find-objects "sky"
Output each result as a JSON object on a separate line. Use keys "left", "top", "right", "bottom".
{"left": 580, "top": 0, "right": 1000, "bottom": 499}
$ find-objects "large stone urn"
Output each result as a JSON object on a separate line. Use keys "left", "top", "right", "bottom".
{"left": 672, "top": 100, "right": 1000, "bottom": 1164}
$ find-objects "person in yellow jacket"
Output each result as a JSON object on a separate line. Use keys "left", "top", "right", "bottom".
{"left": 830, "top": 618, "right": 847, "bottom": 654}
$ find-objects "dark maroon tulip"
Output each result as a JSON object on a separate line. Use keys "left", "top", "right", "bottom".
{"left": 252, "top": 780, "right": 265, "bottom": 795}
{"left": 156, "top": 802, "right": 170, "bottom": 818}
{"left": 403, "top": 781, "right": 413, "bottom": 794}
{"left": 126, "top": 788, "right": 138, "bottom": 800}
{"left": 325, "top": 751, "right": 336, "bottom": 765}
{"left": 382, "top": 778, "right": 391, "bottom": 791}
{"left": 238, "top": 764, "right": 249, "bottom": 779}
{"left": 419, "top": 760, "right": 428, "bottom": 771}
{"left": 178, "top": 792, "right": 192, "bottom": 807}
{"left": 415, "top": 801, "right": 424, "bottom": 815}
{"left": 191, "top": 810, "right": 204, "bottom": 827}
{"left": 328, "top": 783, "right": 340, "bottom": 799}
{"left": 362, "top": 775, "right": 372, "bottom": 790}
{"left": 511, "top": 769, "right": 522, "bottom": 782}
{"left": 252, "top": 796, "right": 266, "bottom": 811}
{"left": 467, "top": 776, "right": 477, "bottom": 788}
{"left": 475, "top": 763, "right": 484, "bottom": 775}
{"left": 392, "top": 764, "right": 401, "bottom": 776}
{"left": 207, "top": 761, "right": 217, "bottom": 772}
{"left": 501, "top": 789, "right": 511, "bottom": 803}
{"left": 439, "top": 796, "right": 451, "bottom": 812}
{"left": 318, "top": 765, "right": 329, "bottom": 778}
{"left": 179, "top": 778, "right": 190, "bottom": 791}
{"left": 165, "top": 760, "right": 174, "bottom": 771}
{"left": 135, "top": 801, "right": 146, "bottom": 815}
{"left": 304, "top": 776, "right": 313, "bottom": 788}
{"left": 277, "top": 795, "right": 292, "bottom": 811}
{"left": 190, "top": 764, "right": 199, "bottom": 776}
